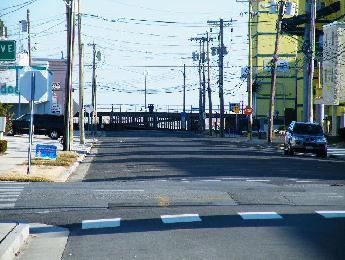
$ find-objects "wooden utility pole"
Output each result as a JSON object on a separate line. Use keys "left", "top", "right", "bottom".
{"left": 183, "top": 64, "right": 186, "bottom": 113}
{"left": 91, "top": 42, "right": 97, "bottom": 137}
{"left": 219, "top": 19, "right": 225, "bottom": 138}
{"left": 144, "top": 72, "right": 147, "bottom": 110}
{"left": 307, "top": 0, "right": 316, "bottom": 123}
{"left": 190, "top": 36, "right": 207, "bottom": 132}
{"left": 63, "top": 0, "right": 73, "bottom": 151}
{"left": 207, "top": 19, "right": 233, "bottom": 137}
{"left": 268, "top": 0, "right": 285, "bottom": 143}
{"left": 247, "top": 1, "right": 253, "bottom": 140}
{"left": 78, "top": 0, "right": 85, "bottom": 144}
{"left": 26, "top": 9, "right": 31, "bottom": 67}
{"left": 69, "top": 0, "right": 76, "bottom": 147}
{"left": 202, "top": 39, "right": 206, "bottom": 126}
{"left": 206, "top": 32, "right": 213, "bottom": 136}
{"left": 198, "top": 39, "right": 203, "bottom": 132}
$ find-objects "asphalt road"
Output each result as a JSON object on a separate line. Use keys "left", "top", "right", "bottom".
{"left": 1, "top": 130, "right": 345, "bottom": 260}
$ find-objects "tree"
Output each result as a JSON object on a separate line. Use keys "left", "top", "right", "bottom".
{"left": 0, "top": 103, "right": 13, "bottom": 132}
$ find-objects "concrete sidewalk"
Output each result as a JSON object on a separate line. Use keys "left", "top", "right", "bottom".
{"left": 0, "top": 222, "right": 29, "bottom": 260}
{"left": 0, "top": 132, "right": 93, "bottom": 174}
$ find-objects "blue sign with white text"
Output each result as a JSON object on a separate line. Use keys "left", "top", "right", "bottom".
{"left": 35, "top": 144, "right": 57, "bottom": 160}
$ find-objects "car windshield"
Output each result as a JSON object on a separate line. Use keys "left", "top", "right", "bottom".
{"left": 293, "top": 123, "right": 323, "bottom": 135}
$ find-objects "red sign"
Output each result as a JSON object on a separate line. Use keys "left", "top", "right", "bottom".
{"left": 244, "top": 106, "right": 253, "bottom": 116}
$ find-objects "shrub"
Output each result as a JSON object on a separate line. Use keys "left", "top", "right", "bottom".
{"left": 0, "top": 103, "right": 13, "bottom": 133}
{"left": 0, "top": 140, "right": 7, "bottom": 153}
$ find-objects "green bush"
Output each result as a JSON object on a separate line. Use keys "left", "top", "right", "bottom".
{"left": 0, "top": 103, "right": 13, "bottom": 133}
{"left": 0, "top": 140, "right": 7, "bottom": 154}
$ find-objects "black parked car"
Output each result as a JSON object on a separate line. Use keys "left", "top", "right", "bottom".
{"left": 12, "top": 114, "right": 64, "bottom": 140}
{"left": 284, "top": 121, "right": 327, "bottom": 158}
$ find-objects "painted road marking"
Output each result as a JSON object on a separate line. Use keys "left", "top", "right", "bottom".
{"left": 246, "top": 179, "right": 270, "bottom": 182}
{"left": 0, "top": 182, "right": 28, "bottom": 185}
{"left": 238, "top": 212, "right": 283, "bottom": 220}
{"left": 296, "top": 180, "right": 313, "bottom": 183}
{"left": 0, "top": 194, "right": 20, "bottom": 197}
{"left": 93, "top": 189, "right": 144, "bottom": 192}
{"left": 161, "top": 214, "right": 202, "bottom": 224}
{"left": 0, "top": 203, "right": 15, "bottom": 208}
{"left": 82, "top": 218, "right": 121, "bottom": 229}
{"left": 200, "top": 179, "right": 221, "bottom": 182}
{"left": 221, "top": 177, "right": 249, "bottom": 180}
{"left": 0, "top": 198, "right": 17, "bottom": 202}
{"left": 0, "top": 188, "right": 24, "bottom": 192}
{"left": 316, "top": 211, "right": 345, "bottom": 218}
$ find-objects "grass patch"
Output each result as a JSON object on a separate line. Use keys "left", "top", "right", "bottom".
{"left": 32, "top": 151, "right": 79, "bottom": 166}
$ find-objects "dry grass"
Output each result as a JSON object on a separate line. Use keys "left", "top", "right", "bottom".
{"left": 32, "top": 151, "right": 79, "bottom": 166}
{"left": 0, "top": 176, "right": 52, "bottom": 182}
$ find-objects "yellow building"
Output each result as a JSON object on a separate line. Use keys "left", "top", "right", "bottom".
{"left": 252, "top": 0, "right": 299, "bottom": 125}
{"left": 252, "top": 0, "right": 345, "bottom": 133}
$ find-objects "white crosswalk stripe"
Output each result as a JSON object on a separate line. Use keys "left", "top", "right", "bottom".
{"left": 0, "top": 182, "right": 27, "bottom": 209}
{"left": 327, "top": 148, "right": 345, "bottom": 156}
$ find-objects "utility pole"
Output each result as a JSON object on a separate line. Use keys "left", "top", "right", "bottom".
{"left": 198, "top": 39, "right": 203, "bottom": 132}
{"left": 183, "top": 64, "right": 186, "bottom": 113}
{"left": 268, "top": 0, "right": 285, "bottom": 143}
{"left": 307, "top": 0, "right": 316, "bottom": 123}
{"left": 247, "top": 2, "right": 253, "bottom": 140}
{"left": 219, "top": 19, "right": 225, "bottom": 138}
{"left": 78, "top": 0, "right": 85, "bottom": 144}
{"left": 91, "top": 42, "right": 97, "bottom": 137}
{"left": 144, "top": 72, "right": 147, "bottom": 110}
{"left": 69, "top": 0, "right": 76, "bottom": 147}
{"left": 202, "top": 39, "right": 206, "bottom": 126}
{"left": 207, "top": 32, "right": 213, "bottom": 136}
{"left": 26, "top": 9, "right": 31, "bottom": 67}
{"left": 207, "top": 19, "right": 233, "bottom": 138}
{"left": 63, "top": 0, "right": 73, "bottom": 151}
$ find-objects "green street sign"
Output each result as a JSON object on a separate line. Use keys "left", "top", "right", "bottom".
{"left": 0, "top": 40, "right": 16, "bottom": 61}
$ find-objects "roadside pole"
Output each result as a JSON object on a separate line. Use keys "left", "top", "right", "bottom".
{"left": 207, "top": 32, "right": 213, "bottom": 136}
{"left": 26, "top": 9, "right": 31, "bottom": 67}
{"left": 219, "top": 19, "right": 225, "bottom": 138}
{"left": 268, "top": 0, "right": 285, "bottom": 143}
{"left": 63, "top": 0, "right": 73, "bottom": 151}
{"left": 198, "top": 40, "right": 203, "bottom": 132}
{"left": 202, "top": 39, "right": 206, "bottom": 129}
{"left": 307, "top": 0, "right": 316, "bottom": 123}
{"left": 78, "top": 0, "right": 85, "bottom": 144}
{"left": 27, "top": 72, "right": 35, "bottom": 175}
{"left": 247, "top": 1, "right": 253, "bottom": 140}
{"left": 69, "top": 0, "right": 77, "bottom": 147}
{"left": 183, "top": 64, "right": 186, "bottom": 113}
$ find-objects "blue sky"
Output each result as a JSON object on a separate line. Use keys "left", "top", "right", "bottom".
{"left": 1, "top": 0, "right": 249, "bottom": 111}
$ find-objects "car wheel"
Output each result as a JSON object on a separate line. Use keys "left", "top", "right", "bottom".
{"left": 283, "top": 144, "right": 289, "bottom": 155}
{"left": 49, "top": 129, "right": 59, "bottom": 140}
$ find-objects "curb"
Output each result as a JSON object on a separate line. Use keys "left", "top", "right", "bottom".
{"left": 62, "top": 143, "right": 93, "bottom": 181}
{"left": 0, "top": 223, "right": 30, "bottom": 260}
{"left": 17, "top": 223, "right": 69, "bottom": 260}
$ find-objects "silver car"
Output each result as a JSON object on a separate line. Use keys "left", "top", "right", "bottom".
{"left": 284, "top": 121, "right": 327, "bottom": 158}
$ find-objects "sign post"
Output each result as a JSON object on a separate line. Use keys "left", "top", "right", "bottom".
{"left": 27, "top": 72, "right": 35, "bottom": 175}
{"left": 0, "top": 40, "right": 16, "bottom": 61}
